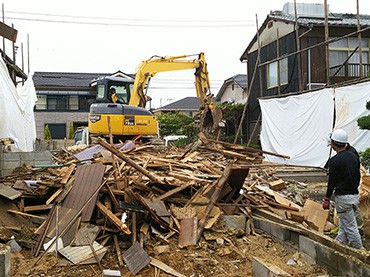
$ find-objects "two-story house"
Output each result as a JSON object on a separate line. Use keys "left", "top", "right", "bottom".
{"left": 215, "top": 74, "right": 248, "bottom": 104}
{"left": 240, "top": 2, "right": 370, "bottom": 142}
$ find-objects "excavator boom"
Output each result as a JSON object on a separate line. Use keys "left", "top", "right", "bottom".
{"left": 130, "top": 53, "right": 222, "bottom": 130}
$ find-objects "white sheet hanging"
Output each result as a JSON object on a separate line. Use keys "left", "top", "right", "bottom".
{"left": 259, "top": 89, "right": 335, "bottom": 167}
{"left": 0, "top": 57, "right": 36, "bottom": 151}
{"left": 333, "top": 82, "right": 370, "bottom": 152}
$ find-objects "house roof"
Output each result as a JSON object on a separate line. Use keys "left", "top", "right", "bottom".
{"left": 240, "top": 6, "right": 370, "bottom": 61}
{"left": 33, "top": 71, "right": 135, "bottom": 89}
{"left": 215, "top": 74, "right": 247, "bottom": 101}
{"left": 155, "top": 97, "right": 202, "bottom": 111}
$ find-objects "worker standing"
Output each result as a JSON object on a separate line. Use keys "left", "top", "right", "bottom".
{"left": 322, "top": 129, "right": 363, "bottom": 249}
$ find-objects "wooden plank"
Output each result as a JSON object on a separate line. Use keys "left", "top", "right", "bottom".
{"left": 62, "top": 163, "right": 105, "bottom": 222}
{"left": 46, "top": 188, "right": 63, "bottom": 205}
{"left": 98, "top": 138, "right": 163, "bottom": 184}
{"left": 96, "top": 201, "right": 131, "bottom": 235}
{"left": 0, "top": 21, "right": 17, "bottom": 42}
{"left": 155, "top": 182, "right": 194, "bottom": 201}
{"left": 113, "top": 235, "right": 124, "bottom": 267}
{"left": 60, "top": 164, "right": 76, "bottom": 185}
{"left": 0, "top": 184, "right": 21, "bottom": 200}
{"left": 7, "top": 210, "right": 45, "bottom": 220}
{"left": 269, "top": 179, "right": 286, "bottom": 190}
{"left": 24, "top": 204, "right": 53, "bottom": 212}
{"left": 35, "top": 206, "right": 80, "bottom": 246}
{"left": 197, "top": 164, "right": 233, "bottom": 241}
{"left": 150, "top": 257, "right": 186, "bottom": 277}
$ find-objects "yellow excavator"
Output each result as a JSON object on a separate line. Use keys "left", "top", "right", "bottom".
{"left": 88, "top": 52, "right": 222, "bottom": 139}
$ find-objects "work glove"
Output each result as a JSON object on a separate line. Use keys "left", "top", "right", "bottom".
{"left": 322, "top": 197, "right": 330, "bottom": 209}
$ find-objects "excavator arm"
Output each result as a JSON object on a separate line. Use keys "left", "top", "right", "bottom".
{"left": 129, "top": 53, "right": 222, "bottom": 130}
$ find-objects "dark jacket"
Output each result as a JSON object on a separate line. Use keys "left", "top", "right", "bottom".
{"left": 325, "top": 150, "right": 361, "bottom": 198}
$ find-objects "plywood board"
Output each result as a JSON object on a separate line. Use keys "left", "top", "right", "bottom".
{"left": 301, "top": 199, "right": 329, "bottom": 232}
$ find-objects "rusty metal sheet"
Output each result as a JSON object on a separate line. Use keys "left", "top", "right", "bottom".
{"left": 178, "top": 217, "right": 197, "bottom": 248}
{"left": 62, "top": 162, "right": 105, "bottom": 222}
{"left": 122, "top": 242, "right": 151, "bottom": 275}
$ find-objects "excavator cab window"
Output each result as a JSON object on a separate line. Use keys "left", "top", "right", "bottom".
{"left": 109, "top": 85, "right": 129, "bottom": 104}
{"left": 96, "top": 84, "right": 106, "bottom": 100}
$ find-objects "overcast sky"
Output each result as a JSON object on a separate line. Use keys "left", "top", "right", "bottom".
{"left": 2, "top": 0, "right": 370, "bottom": 108}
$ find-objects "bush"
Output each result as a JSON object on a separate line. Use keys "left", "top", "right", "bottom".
{"left": 44, "top": 124, "right": 52, "bottom": 140}
{"left": 360, "top": 148, "right": 370, "bottom": 169}
{"left": 157, "top": 112, "right": 196, "bottom": 138}
{"left": 357, "top": 115, "right": 370, "bottom": 130}
{"left": 68, "top": 122, "right": 74, "bottom": 139}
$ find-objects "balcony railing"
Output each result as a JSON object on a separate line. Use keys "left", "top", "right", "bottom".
{"left": 330, "top": 63, "right": 370, "bottom": 78}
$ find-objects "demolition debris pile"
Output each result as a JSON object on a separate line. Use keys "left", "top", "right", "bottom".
{"left": 0, "top": 134, "right": 354, "bottom": 276}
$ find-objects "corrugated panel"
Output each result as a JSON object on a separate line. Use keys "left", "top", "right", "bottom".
{"left": 122, "top": 242, "right": 151, "bottom": 275}
{"left": 74, "top": 145, "right": 105, "bottom": 161}
{"left": 62, "top": 162, "right": 105, "bottom": 222}
{"left": 58, "top": 241, "right": 107, "bottom": 264}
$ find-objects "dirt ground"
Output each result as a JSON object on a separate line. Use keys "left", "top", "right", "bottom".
{"left": 0, "top": 195, "right": 329, "bottom": 277}
{"left": 9, "top": 226, "right": 329, "bottom": 277}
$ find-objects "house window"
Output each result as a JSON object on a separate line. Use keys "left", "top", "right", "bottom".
{"left": 329, "top": 37, "right": 369, "bottom": 77}
{"left": 48, "top": 96, "right": 67, "bottom": 110}
{"left": 35, "top": 95, "right": 94, "bottom": 111}
{"left": 69, "top": 96, "right": 79, "bottom": 110}
{"left": 267, "top": 58, "right": 288, "bottom": 88}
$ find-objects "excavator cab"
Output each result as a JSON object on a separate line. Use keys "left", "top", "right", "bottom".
{"left": 88, "top": 76, "right": 158, "bottom": 138}
{"left": 94, "top": 76, "right": 133, "bottom": 104}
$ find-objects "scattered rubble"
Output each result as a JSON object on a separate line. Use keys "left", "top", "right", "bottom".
{"left": 0, "top": 133, "right": 368, "bottom": 276}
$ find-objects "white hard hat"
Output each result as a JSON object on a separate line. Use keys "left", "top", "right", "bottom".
{"left": 330, "top": 129, "right": 348, "bottom": 144}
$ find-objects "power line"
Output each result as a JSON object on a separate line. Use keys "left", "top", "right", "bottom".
{"left": 4, "top": 15, "right": 254, "bottom": 28}
{"left": 5, "top": 10, "right": 254, "bottom": 24}
{"left": 5, "top": 16, "right": 253, "bottom": 28}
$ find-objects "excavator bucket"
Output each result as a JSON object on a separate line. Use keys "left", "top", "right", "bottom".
{"left": 196, "top": 105, "right": 223, "bottom": 132}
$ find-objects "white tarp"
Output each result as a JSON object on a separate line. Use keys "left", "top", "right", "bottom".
{"left": 0, "top": 57, "right": 36, "bottom": 151}
{"left": 260, "top": 89, "right": 335, "bottom": 167}
{"left": 334, "top": 81, "right": 370, "bottom": 152}
{"left": 260, "top": 81, "right": 370, "bottom": 167}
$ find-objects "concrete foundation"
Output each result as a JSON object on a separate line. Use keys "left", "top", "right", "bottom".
{"left": 254, "top": 217, "right": 370, "bottom": 277}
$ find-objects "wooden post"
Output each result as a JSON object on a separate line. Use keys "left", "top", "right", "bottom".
{"left": 324, "top": 0, "right": 330, "bottom": 86}
{"left": 294, "top": 0, "right": 303, "bottom": 91}
{"left": 357, "top": 0, "right": 363, "bottom": 77}
{"left": 234, "top": 13, "right": 261, "bottom": 144}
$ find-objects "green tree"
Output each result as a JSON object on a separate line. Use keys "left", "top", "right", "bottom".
{"left": 44, "top": 124, "right": 52, "bottom": 140}
{"left": 156, "top": 112, "right": 196, "bottom": 137}
{"left": 357, "top": 100, "right": 370, "bottom": 168}
{"left": 68, "top": 122, "right": 74, "bottom": 139}
{"left": 217, "top": 103, "right": 244, "bottom": 143}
